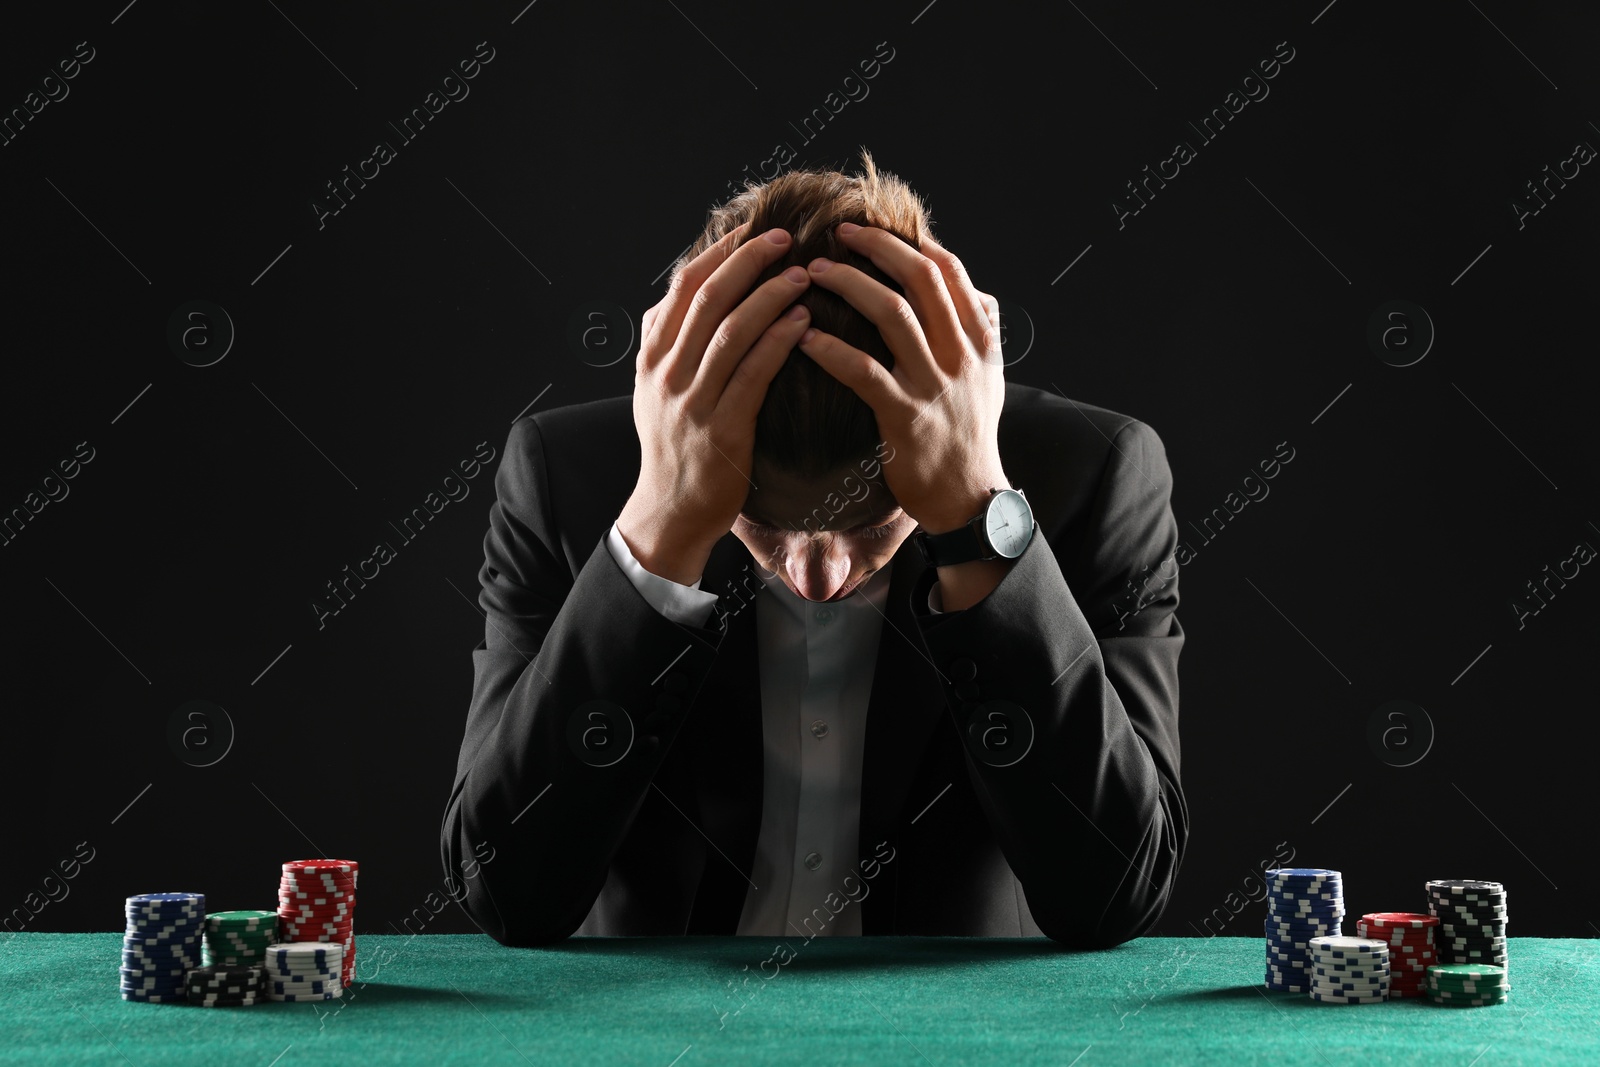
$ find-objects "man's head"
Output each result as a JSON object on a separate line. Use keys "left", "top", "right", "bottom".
{"left": 679, "top": 150, "right": 933, "bottom": 601}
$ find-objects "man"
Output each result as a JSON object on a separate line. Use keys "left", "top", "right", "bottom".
{"left": 440, "top": 153, "right": 1186, "bottom": 947}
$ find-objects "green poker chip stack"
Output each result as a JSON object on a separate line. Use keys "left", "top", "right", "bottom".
{"left": 1426, "top": 963, "right": 1508, "bottom": 1007}
{"left": 201, "top": 910, "right": 278, "bottom": 968}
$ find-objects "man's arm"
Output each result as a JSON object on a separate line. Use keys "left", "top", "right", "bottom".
{"left": 439, "top": 416, "right": 728, "bottom": 945}
{"left": 914, "top": 418, "right": 1186, "bottom": 948}
{"left": 440, "top": 222, "right": 813, "bottom": 944}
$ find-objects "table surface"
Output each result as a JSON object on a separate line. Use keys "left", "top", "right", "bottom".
{"left": 2, "top": 934, "right": 1595, "bottom": 1066}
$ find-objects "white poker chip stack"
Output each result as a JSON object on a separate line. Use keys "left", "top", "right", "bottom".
{"left": 1308, "top": 936, "right": 1390, "bottom": 1004}
{"left": 264, "top": 942, "right": 345, "bottom": 1002}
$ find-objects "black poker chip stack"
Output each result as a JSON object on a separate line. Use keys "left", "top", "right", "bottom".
{"left": 1426, "top": 879, "right": 1509, "bottom": 988}
{"left": 185, "top": 964, "right": 266, "bottom": 1007}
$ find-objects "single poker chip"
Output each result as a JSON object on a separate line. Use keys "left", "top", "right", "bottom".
{"left": 270, "top": 947, "right": 345, "bottom": 966}
{"left": 123, "top": 924, "right": 202, "bottom": 940}
{"left": 121, "top": 943, "right": 200, "bottom": 958}
{"left": 269, "top": 980, "right": 337, "bottom": 994}
{"left": 1309, "top": 936, "right": 1388, "bottom": 954}
{"left": 283, "top": 859, "right": 359, "bottom": 875}
{"left": 119, "top": 963, "right": 186, "bottom": 977}
{"left": 1314, "top": 964, "right": 1390, "bottom": 976}
{"left": 278, "top": 910, "right": 353, "bottom": 923}
{"left": 1270, "top": 917, "right": 1345, "bottom": 929}
{"left": 1313, "top": 980, "right": 1390, "bottom": 990}
{"left": 119, "top": 991, "right": 186, "bottom": 1002}
{"left": 119, "top": 973, "right": 188, "bottom": 987}
{"left": 126, "top": 893, "right": 205, "bottom": 909}
{"left": 269, "top": 990, "right": 344, "bottom": 1002}
{"left": 1426, "top": 879, "right": 1504, "bottom": 893}
{"left": 1360, "top": 912, "right": 1438, "bottom": 928}
{"left": 1309, "top": 991, "right": 1386, "bottom": 1004}
{"left": 1268, "top": 927, "right": 1342, "bottom": 942}
{"left": 1268, "top": 868, "right": 1342, "bottom": 881}
{"left": 1430, "top": 964, "right": 1509, "bottom": 980}
{"left": 207, "top": 909, "right": 276, "bottom": 923}
{"left": 1432, "top": 901, "right": 1508, "bottom": 915}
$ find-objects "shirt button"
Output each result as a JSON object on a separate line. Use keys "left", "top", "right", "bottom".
{"left": 804, "top": 852, "right": 822, "bottom": 871}
{"left": 810, "top": 720, "right": 829, "bottom": 739}
{"left": 814, "top": 607, "right": 835, "bottom": 625}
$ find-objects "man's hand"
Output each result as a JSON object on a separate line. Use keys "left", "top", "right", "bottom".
{"left": 615, "top": 224, "right": 813, "bottom": 586}
{"left": 796, "top": 224, "right": 1010, "bottom": 536}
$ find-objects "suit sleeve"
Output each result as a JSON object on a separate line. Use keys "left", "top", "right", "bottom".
{"left": 439, "top": 417, "right": 728, "bottom": 945}
{"left": 913, "top": 419, "right": 1186, "bottom": 948}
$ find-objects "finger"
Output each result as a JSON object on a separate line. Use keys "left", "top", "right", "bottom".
{"left": 641, "top": 303, "right": 661, "bottom": 357}
{"left": 643, "top": 221, "right": 752, "bottom": 370}
{"left": 669, "top": 226, "right": 798, "bottom": 390}
{"left": 795, "top": 326, "right": 903, "bottom": 418}
{"left": 694, "top": 265, "right": 811, "bottom": 402}
{"left": 804, "top": 258, "right": 934, "bottom": 385}
{"left": 832, "top": 224, "right": 966, "bottom": 371}
{"left": 918, "top": 235, "right": 992, "bottom": 355}
{"left": 716, "top": 303, "right": 814, "bottom": 424}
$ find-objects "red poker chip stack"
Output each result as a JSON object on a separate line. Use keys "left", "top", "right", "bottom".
{"left": 278, "top": 859, "right": 358, "bottom": 987}
{"left": 1357, "top": 911, "right": 1437, "bottom": 997}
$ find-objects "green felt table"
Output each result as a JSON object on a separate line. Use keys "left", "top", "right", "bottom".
{"left": 2, "top": 935, "right": 1595, "bottom": 1066}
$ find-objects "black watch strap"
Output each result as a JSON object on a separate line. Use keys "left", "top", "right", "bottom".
{"left": 915, "top": 518, "right": 986, "bottom": 569}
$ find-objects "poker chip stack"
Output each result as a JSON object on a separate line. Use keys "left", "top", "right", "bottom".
{"left": 185, "top": 964, "right": 265, "bottom": 1007}
{"left": 279, "top": 859, "right": 358, "bottom": 987}
{"left": 1307, "top": 936, "right": 1390, "bottom": 1004}
{"left": 121, "top": 893, "right": 205, "bottom": 1003}
{"left": 1427, "top": 879, "right": 1509, "bottom": 987}
{"left": 265, "top": 943, "right": 345, "bottom": 1002}
{"left": 1264, "top": 868, "right": 1345, "bottom": 993}
{"left": 202, "top": 910, "right": 278, "bottom": 968}
{"left": 1357, "top": 912, "right": 1438, "bottom": 998}
{"left": 1427, "top": 962, "right": 1508, "bottom": 1006}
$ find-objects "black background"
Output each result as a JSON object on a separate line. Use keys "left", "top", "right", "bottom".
{"left": 2, "top": 1, "right": 1595, "bottom": 941}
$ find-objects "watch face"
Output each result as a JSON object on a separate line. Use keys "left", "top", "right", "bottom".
{"left": 985, "top": 490, "right": 1033, "bottom": 558}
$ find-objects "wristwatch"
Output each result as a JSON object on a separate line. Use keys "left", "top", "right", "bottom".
{"left": 914, "top": 488, "right": 1034, "bottom": 568}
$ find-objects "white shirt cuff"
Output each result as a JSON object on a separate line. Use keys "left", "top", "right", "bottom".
{"left": 927, "top": 581, "right": 944, "bottom": 614}
{"left": 605, "top": 522, "right": 720, "bottom": 628}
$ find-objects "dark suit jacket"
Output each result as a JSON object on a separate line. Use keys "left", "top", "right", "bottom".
{"left": 440, "top": 382, "right": 1186, "bottom": 947}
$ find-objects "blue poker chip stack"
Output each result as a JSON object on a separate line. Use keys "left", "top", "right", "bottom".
{"left": 121, "top": 892, "right": 205, "bottom": 1002}
{"left": 1264, "top": 868, "right": 1344, "bottom": 993}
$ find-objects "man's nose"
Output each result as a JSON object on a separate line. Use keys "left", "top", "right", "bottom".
{"left": 785, "top": 540, "right": 851, "bottom": 601}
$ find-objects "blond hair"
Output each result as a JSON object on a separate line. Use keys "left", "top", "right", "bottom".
{"left": 682, "top": 149, "right": 935, "bottom": 478}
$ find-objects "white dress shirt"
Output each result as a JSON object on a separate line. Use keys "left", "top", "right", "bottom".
{"left": 604, "top": 522, "right": 942, "bottom": 936}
